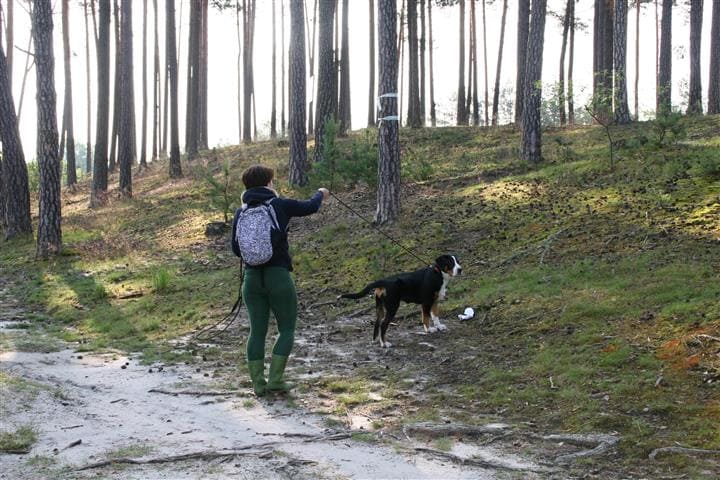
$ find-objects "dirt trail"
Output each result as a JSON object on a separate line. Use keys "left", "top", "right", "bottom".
{"left": 0, "top": 321, "right": 548, "bottom": 479}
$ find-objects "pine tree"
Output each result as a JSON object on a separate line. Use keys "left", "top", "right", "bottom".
{"left": 118, "top": 0, "right": 135, "bottom": 197}
{"left": 313, "top": 0, "right": 337, "bottom": 163}
{"left": 520, "top": 0, "right": 547, "bottom": 164}
{"left": 614, "top": 0, "right": 631, "bottom": 124}
{"left": 167, "top": 0, "right": 182, "bottom": 178}
{"left": 687, "top": 0, "right": 704, "bottom": 114}
{"left": 91, "top": 0, "right": 111, "bottom": 208}
{"left": 289, "top": 0, "right": 308, "bottom": 186}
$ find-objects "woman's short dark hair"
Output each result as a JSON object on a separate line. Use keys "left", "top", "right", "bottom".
{"left": 241, "top": 165, "right": 274, "bottom": 189}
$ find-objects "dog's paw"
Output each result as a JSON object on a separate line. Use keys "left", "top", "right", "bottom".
{"left": 436, "top": 323, "right": 448, "bottom": 331}
{"left": 427, "top": 326, "right": 438, "bottom": 333}
{"left": 381, "top": 341, "right": 393, "bottom": 348}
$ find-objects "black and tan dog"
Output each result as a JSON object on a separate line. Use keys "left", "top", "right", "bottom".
{"left": 339, "top": 255, "right": 462, "bottom": 348}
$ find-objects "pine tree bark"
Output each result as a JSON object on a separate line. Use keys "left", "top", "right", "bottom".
{"left": 515, "top": 0, "right": 530, "bottom": 124}
{"left": 491, "top": 0, "right": 507, "bottom": 126}
{"left": 152, "top": 0, "right": 160, "bottom": 160}
{"left": 634, "top": 0, "right": 640, "bottom": 119}
{"left": 84, "top": 1, "right": 93, "bottom": 173}
{"left": 243, "top": 0, "right": 256, "bottom": 144}
{"left": 62, "top": 0, "right": 77, "bottom": 186}
{"left": 687, "top": 0, "right": 703, "bottom": 115}
{"left": 614, "top": 0, "right": 631, "bottom": 124}
{"left": 481, "top": 0, "right": 488, "bottom": 126}
{"left": 271, "top": 0, "right": 278, "bottom": 138}
{"left": 368, "top": 0, "right": 376, "bottom": 127}
{"left": 407, "top": 0, "right": 421, "bottom": 128}
{"left": 199, "top": 0, "right": 208, "bottom": 150}
{"left": 306, "top": 0, "right": 317, "bottom": 135}
{"left": 456, "top": 0, "right": 466, "bottom": 125}
{"left": 140, "top": 0, "right": 148, "bottom": 167}
{"left": 281, "top": 0, "right": 286, "bottom": 136}
{"left": 118, "top": 0, "right": 135, "bottom": 197}
{"left": 521, "top": 0, "right": 547, "bottom": 164}
{"left": 568, "top": 0, "right": 576, "bottom": 124}
{"left": 338, "top": 0, "right": 351, "bottom": 135}
{"left": 593, "top": 0, "right": 614, "bottom": 123}
{"left": 91, "top": 0, "right": 111, "bottom": 208}
{"left": 167, "top": 0, "right": 181, "bottom": 178}
{"left": 656, "top": 0, "right": 672, "bottom": 116}
{"left": 709, "top": 0, "right": 720, "bottom": 114}
{"left": 289, "top": 0, "right": 307, "bottom": 187}
{"left": 428, "top": 0, "right": 436, "bottom": 126}
{"left": 419, "top": 0, "right": 426, "bottom": 124}
{"left": 0, "top": 42, "right": 31, "bottom": 239}
{"left": 185, "top": 0, "right": 200, "bottom": 156}
{"left": 109, "top": 0, "right": 121, "bottom": 172}
{"left": 470, "top": 0, "right": 479, "bottom": 125}
{"left": 558, "top": 0, "right": 571, "bottom": 126}
{"left": 33, "top": 0, "right": 62, "bottom": 257}
{"left": 313, "top": 0, "right": 337, "bottom": 163}
{"left": 376, "top": 0, "right": 400, "bottom": 225}
{"left": 5, "top": 0, "right": 12, "bottom": 92}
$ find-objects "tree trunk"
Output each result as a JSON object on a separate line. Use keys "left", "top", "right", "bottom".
{"left": 199, "top": 0, "right": 208, "bottom": 150}
{"left": 185, "top": 0, "right": 200, "bottom": 156}
{"left": 289, "top": 0, "right": 307, "bottom": 186}
{"left": 338, "top": 0, "right": 351, "bottom": 135}
{"left": 456, "top": 0, "right": 466, "bottom": 125}
{"left": 376, "top": 0, "right": 400, "bottom": 225}
{"left": 657, "top": 0, "right": 672, "bottom": 116}
{"left": 466, "top": 1, "right": 473, "bottom": 124}
{"left": 491, "top": 0, "right": 507, "bottom": 126}
{"left": 0, "top": 42, "right": 32, "bottom": 239}
{"left": 271, "top": 0, "right": 278, "bottom": 138}
{"left": 520, "top": 0, "right": 547, "bottom": 164}
{"left": 368, "top": 0, "right": 376, "bottom": 127}
{"left": 313, "top": 0, "right": 337, "bottom": 163}
{"left": 419, "top": 0, "right": 426, "bottom": 125}
{"left": 614, "top": 0, "right": 631, "bottom": 124}
{"left": 118, "top": 0, "right": 135, "bottom": 197}
{"left": 305, "top": 0, "right": 316, "bottom": 135}
{"left": 558, "top": 0, "right": 571, "bottom": 126}
{"left": 469, "top": 0, "right": 478, "bottom": 125}
{"left": 397, "top": 0, "right": 405, "bottom": 126}
{"left": 407, "top": 0, "right": 421, "bottom": 127}
{"left": 91, "top": 0, "right": 111, "bottom": 208}
{"left": 481, "top": 0, "right": 488, "bottom": 126}
{"left": 61, "top": 0, "right": 77, "bottom": 186}
{"left": 236, "top": 0, "right": 242, "bottom": 142}
{"left": 140, "top": 0, "right": 148, "bottom": 167}
{"left": 515, "top": 0, "right": 530, "bottom": 124}
{"left": 710, "top": 0, "right": 720, "bottom": 114}
{"left": 167, "top": 0, "right": 181, "bottom": 178}
{"left": 84, "top": 1, "right": 93, "bottom": 173}
{"left": 428, "top": 0, "right": 436, "bottom": 126}
{"left": 243, "top": 0, "right": 256, "bottom": 144}
{"left": 634, "top": 0, "right": 640, "bottom": 119}
{"left": 568, "top": 0, "right": 575, "bottom": 124}
{"left": 593, "top": 0, "right": 614, "bottom": 124}
{"left": 333, "top": 0, "right": 340, "bottom": 119}
{"left": 687, "top": 0, "right": 703, "bottom": 115}
{"left": 152, "top": 0, "right": 160, "bottom": 160}
{"left": 5, "top": 0, "right": 12, "bottom": 92}
{"left": 281, "top": 0, "right": 286, "bottom": 136}
{"left": 33, "top": 0, "right": 62, "bottom": 257}
{"left": 109, "top": 0, "right": 121, "bottom": 172}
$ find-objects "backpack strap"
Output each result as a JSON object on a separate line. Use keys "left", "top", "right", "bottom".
{"left": 263, "top": 199, "right": 282, "bottom": 231}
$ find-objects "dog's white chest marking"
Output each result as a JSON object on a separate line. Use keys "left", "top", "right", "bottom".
{"left": 438, "top": 273, "right": 449, "bottom": 301}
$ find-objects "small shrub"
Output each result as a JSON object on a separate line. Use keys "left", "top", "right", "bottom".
{"left": 688, "top": 154, "right": 720, "bottom": 180}
{"left": 652, "top": 111, "right": 687, "bottom": 148}
{"left": 27, "top": 162, "right": 40, "bottom": 193}
{"left": 310, "top": 122, "right": 378, "bottom": 189}
{"left": 403, "top": 148, "right": 434, "bottom": 182}
{"left": 205, "top": 159, "right": 242, "bottom": 224}
{"left": 152, "top": 268, "right": 172, "bottom": 294}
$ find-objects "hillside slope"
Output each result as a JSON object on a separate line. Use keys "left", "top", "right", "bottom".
{"left": 2, "top": 116, "right": 719, "bottom": 477}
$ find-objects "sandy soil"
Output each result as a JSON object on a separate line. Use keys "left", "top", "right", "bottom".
{"left": 0, "top": 320, "right": 550, "bottom": 480}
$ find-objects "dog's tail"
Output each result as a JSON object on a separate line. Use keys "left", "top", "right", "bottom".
{"left": 338, "top": 281, "right": 385, "bottom": 300}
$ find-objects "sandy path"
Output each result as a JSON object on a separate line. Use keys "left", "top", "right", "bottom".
{"left": 0, "top": 330, "right": 548, "bottom": 480}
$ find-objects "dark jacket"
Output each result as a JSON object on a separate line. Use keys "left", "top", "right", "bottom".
{"left": 231, "top": 187, "right": 324, "bottom": 271}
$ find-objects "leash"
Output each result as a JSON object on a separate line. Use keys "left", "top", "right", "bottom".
{"left": 328, "top": 191, "right": 432, "bottom": 267}
{"left": 193, "top": 259, "right": 244, "bottom": 341}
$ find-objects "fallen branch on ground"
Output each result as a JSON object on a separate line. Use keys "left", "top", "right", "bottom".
{"left": 148, "top": 389, "right": 247, "bottom": 397}
{"left": 543, "top": 433, "right": 619, "bottom": 463}
{"left": 413, "top": 447, "right": 552, "bottom": 473}
{"left": 403, "top": 422, "right": 509, "bottom": 440}
{"left": 75, "top": 433, "right": 352, "bottom": 471}
{"left": 649, "top": 446, "right": 720, "bottom": 460}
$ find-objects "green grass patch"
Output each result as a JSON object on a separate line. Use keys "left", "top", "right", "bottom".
{"left": 0, "top": 426, "right": 38, "bottom": 453}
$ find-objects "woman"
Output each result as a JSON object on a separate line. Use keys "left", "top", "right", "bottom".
{"left": 232, "top": 165, "right": 329, "bottom": 396}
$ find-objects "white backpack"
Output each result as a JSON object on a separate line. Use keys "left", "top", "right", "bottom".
{"left": 234, "top": 200, "right": 281, "bottom": 266}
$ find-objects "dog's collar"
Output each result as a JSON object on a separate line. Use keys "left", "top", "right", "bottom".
{"left": 433, "top": 264, "right": 442, "bottom": 274}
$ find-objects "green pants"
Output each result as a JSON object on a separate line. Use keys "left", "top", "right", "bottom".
{"left": 242, "top": 267, "right": 297, "bottom": 362}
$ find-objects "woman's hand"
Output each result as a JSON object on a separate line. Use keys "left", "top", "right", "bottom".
{"left": 318, "top": 188, "right": 330, "bottom": 200}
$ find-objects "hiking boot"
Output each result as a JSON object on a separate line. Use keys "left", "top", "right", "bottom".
{"left": 247, "top": 359, "right": 267, "bottom": 397}
{"left": 266, "top": 354, "right": 294, "bottom": 393}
